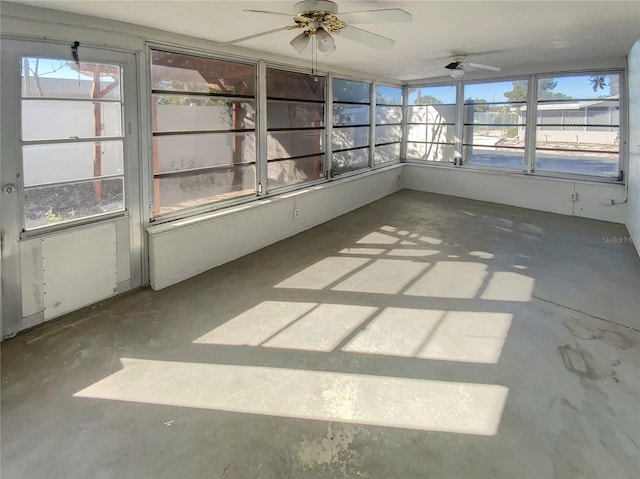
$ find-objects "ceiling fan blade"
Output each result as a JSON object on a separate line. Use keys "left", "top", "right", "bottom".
{"left": 338, "top": 9, "right": 412, "bottom": 24}
{"left": 243, "top": 9, "right": 292, "bottom": 18}
{"left": 467, "top": 62, "right": 501, "bottom": 72}
{"left": 223, "top": 27, "right": 289, "bottom": 45}
{"left": 339, "top": 25, "right": 395, "bottom": 49}
{"left": 419, "top": 67, "right": 449, "bottom": 79}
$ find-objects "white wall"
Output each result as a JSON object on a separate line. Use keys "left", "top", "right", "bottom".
{"left": 627, "top": 38, "right": 640, "bottom": 257}
{"left": 148, "top": 166, "right": 404, "bottom": 289}
{"left": 404, "top": 164, "right": 627, "bottom": 223}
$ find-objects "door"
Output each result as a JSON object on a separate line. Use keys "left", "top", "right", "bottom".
{"left": 1, "top": 40, "right": 143, "bottom": 338}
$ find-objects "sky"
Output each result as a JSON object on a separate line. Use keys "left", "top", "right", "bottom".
{"left": 26, "top": 57, "right": 616, "bottom": 105}
{"left": 408, "top": 74, "right": 619, "bottom": 105}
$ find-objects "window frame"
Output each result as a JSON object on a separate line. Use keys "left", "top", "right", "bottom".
{"left": 403, "top": 68, "right": 626, "bottom": 184}
{"left": 148, "top": 47, "right": 260, "bottom": 223}
{"left": 330, "top": 75, "right": 373, "bottom": 178}
{"left": 374, "top": 83, "right": 403, "bottom": 167}
{"left": 531, "top": 70, "right": 623, "bottom": 181}
{"left": 462, "top": 77, "right": 529, "bottom": 173}
{"left": 264, "top": 65, "right": 328, "bottom": 193}
{"left": 18, "top": 55, "right": 129, "bottom": 233}
{"left": 404, "top": 82, "right": 459, "bottom": 165}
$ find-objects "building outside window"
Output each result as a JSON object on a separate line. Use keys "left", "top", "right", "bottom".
{"left": 374, "top": 85, "right": 403, "bottom": 166}
{"left": 463, "top": 80, "right": 527, "bottom": 170}
{"left": 534, "top": 73, "right": 621, "bottom": 178}
{"left": 406, "top": 84, "right": 457, "bottom": 163}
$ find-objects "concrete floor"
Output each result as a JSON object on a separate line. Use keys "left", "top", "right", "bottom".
{"left": 2, "top": 190, "right": 640, "bottom": 479}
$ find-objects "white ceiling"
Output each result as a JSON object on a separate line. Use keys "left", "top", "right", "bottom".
{"left": 11, "top": 0, "right": 640, "bottom": 81}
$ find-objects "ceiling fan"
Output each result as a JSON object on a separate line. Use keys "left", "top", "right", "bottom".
{"left": 224, "top": 0, "right": 412, "bottom": 55}
{"left": 444, "top": 55, "right": 501, "bottom": 78}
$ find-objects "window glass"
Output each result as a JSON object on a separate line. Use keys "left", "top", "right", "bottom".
{"left": 376, "top": 106, "right": 402, "bottom": 125}
{"left": 333, "top": 79, "right": 371, "bottom": 103}
{"left": 268, "top": 156, "right": 323, "bottom": 189}
{"left": 154, "top": 133, "right": 256, "bottom": 172}
{"left": 405, "top": 85, "right": 457, "bottom": 163}
{"left": 267, "top": 101, "right": 324, "bottom": 129}
{"left": 407, "top": 105, "right": 456, "bottom": 124}
{"left": 333, "top": 126, "right": 370, "bottom": 151}
{"left": 374, "top": 85, "right": 402, "bottom": 165}
{"left": 267, "top": 131, "right": 323, "bottom": 160}
{"left": 25, "top": 178, "right": 124, "bottom": 230}
{"left": 463, "top": 80, "right": 527, "bottom": 169}
{"left": 22, "top": 57, "right": 121, "bottom": 99}
{"left": 266, "top": 69, "right": 324, "bottom": 100}
{"left": 375, "top": 125, "right": 402, "bottom": 144}
{"left": 332, "top": 79, "right": 371, "bottom": 175}
{"left": 333, "top": 104, "right": 370, "bottom": 126}
{"left": 376, "top": 85, "right": 402, "bottom": 105}
{"left": 23, "top": 142, "right": 124, "bottom": 187}
{"left": 153, "top": 96, "right": 255, "bottom": 132}
{"left": 534, "top": 73, "right": 620, "bottom": 177}
{"left": 266, "top": 68, "right": 325, "bottom": 189}
{"left": 152, "top": 51, "right": 257, "bottom": 216}
{"left": 408, "top": 85, "right": 456, "bottom": 105}
{"left": 407, "top": 143, "right": 457, "bottom": 163}
{"left": 374, "top": 143, "right": 401, "bottom": 165}
{"left": 20, "top": 57, "right": 125, "bottom": 230}
{"left": 151, "top": 50, "right": 255, "bottom": 96}
{"left": 22, "top": 101, "right": 122, "bottom": 140}
{"left": 332, "top": 149, "right": 370, "bottom": 175}
{"left": 464, "top": 81, "right": 526, "bottom": 104}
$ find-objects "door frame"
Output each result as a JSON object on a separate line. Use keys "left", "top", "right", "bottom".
{"left": 0, "top": 39, "right": 145, "bottom": 338}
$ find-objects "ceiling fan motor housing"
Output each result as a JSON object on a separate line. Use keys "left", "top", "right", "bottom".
{"left": 444, "top": 55, "right": 467, "bottom": 70}
{"left": 294, "top": 0, "right": 339, "bottom": 16}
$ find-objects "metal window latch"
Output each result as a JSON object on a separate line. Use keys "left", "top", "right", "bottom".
{"left": 2, "top": 184, "right": 16, "bottom": 194}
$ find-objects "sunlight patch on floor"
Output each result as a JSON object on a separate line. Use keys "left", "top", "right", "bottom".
{"left": 342, "top": 308, "right": 513, "bottom": 364}
{"left": 75, "top": 358, "right": 509, "bottom": 435}
{"left": 274, "top": 257, "right": 369, "bottom": 290}
{"left": 405, "top": 261, "right": 487, "bottom": 299}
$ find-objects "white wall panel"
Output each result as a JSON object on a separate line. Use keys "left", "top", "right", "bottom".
{"left": 404, "top": 164, "right": 627, "bottom": 224}
{"left": 148, "top": 166, "right": 404, "bottom": 290}
{"left": 42, "top": 223, "right": 117, "bottom": 320}
{"left": 627, "top": 38, "right": 640, "bottom": 258}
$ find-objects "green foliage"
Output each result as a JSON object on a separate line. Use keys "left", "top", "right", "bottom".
{"left": 45, "top": 208, "right": 62, "bottom": 224}
{"left": 465, "top": 97, "right": 488, "bottom": 112}
{"left": 504, "top": 79, "right": 571, "bottom": 101}
{"left": 415, "top": 94, "right": 443, "bottom": 105}
{"left": 589, "top": 75, "right": 607, "bottom": 92}
{"left": 503, "top": 80, "right": 528, "bottom": 102}
{"left": 589, "top": 75, "right": 619, "bottom": 97}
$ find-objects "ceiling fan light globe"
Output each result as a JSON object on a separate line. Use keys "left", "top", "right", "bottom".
{"left": 316, "top": 27, "right": 336, "bottom": 53}
{"left": 290, "top": 32, "right": 311, "bottom": 54}
{"left": 450, "top": 68, "right": 464, "bottom": 79}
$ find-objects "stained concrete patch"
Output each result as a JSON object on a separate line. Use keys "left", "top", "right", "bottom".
{"left": 295, "top": 424, "right": 370, "bottom": 478}
{"left": 564, "top": 316, "right": 635, "bottom": 349}
{"left": 558, "top": 344, "right": 598, "bottom": 379}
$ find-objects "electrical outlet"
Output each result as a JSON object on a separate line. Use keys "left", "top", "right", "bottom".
{"left": 293, "top": 208, "right": 300, "bottom": 218}
{"left": 570, "top": 192, "right": 578, "bottom": 202}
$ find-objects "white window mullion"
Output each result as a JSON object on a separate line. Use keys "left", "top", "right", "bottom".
{"left": 257, "top": 60, "right": 268, "bottom": 196}
{"left": 525, "top": 75, "right": 537, "bottom": 174}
